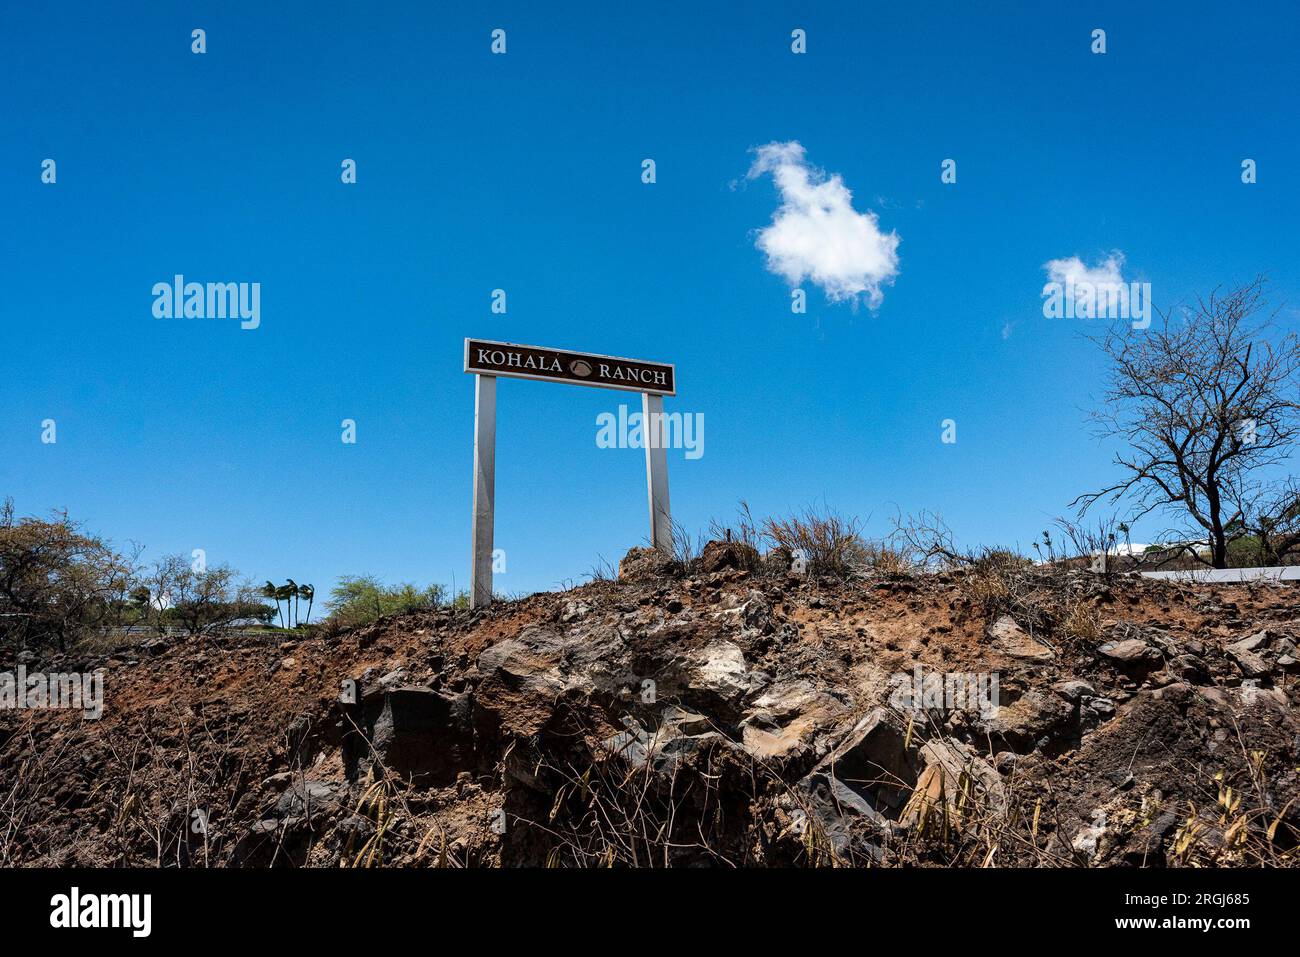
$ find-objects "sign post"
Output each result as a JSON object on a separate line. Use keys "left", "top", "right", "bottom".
{"left": 643, "top": 392, "right": 672, "bottom": 552}
{"left": 470, "top": 373, "right": 496, "bottom": 610}
{"left": 465, "top": 338, "right": 677, "bottom": 609}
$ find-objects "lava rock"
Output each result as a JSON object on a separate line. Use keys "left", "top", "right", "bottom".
{"left": 1098, "top": 638, "right": 1164, "bottom": 674}
{"left": 989, "top": 615, "right": 1055, "bottom": 663}
{"left": 351, "top": 686, "right": 476, "bottom": 786}
{"left": 618, "top": 547, "right": 676, "bottom": 583}
{"left": 697, "top": 539, "right": 760, "bottom": 574}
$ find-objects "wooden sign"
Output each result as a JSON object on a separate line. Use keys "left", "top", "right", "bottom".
{"left": 464, "top": 338, "right": 675, "bottom": 395}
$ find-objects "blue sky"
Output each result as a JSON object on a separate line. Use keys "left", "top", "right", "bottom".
{"left": 3, "top": 2, "right": 1298, "bottom": 599}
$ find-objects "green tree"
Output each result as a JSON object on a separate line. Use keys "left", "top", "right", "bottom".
{"left": 146, "top": 555, "right": 270, "bottom": 637}
{"left": 0, "top": 499, "right": 135, "bottom": 651}
{"left": 129, "top": 585, "right": 154, "bottom": 626}
{"left": 324, "top": 575, "right": 446, "bottom": 628}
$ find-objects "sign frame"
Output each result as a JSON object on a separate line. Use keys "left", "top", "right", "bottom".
{"left": 465, "top": 338, "right": 675, "bottom": 608}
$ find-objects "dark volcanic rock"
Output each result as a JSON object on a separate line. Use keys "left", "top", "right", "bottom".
{"left": 350, "top": 686, "right": 476, "bottom": 786}
{"left": 698, "top": 539, "right": 760, "bottom": 574}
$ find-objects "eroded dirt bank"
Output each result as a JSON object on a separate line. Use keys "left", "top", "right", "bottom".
{"left": 3, "top": 546, "right": 1297, "bottom": 867}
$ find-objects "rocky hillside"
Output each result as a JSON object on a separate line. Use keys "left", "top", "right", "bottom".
{"left": 3, "top": 543, "right": 1297, "bottom": 867}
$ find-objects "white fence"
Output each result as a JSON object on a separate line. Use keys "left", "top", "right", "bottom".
{"left": 1139, "top": 565, "right": 1300, "bottom": 583}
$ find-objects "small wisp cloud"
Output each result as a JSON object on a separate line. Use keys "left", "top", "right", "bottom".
{"left": 747, "top": 141, "right": 900, "bottom": 308}
{"left": 1041, "top": 251, "right": 1150, "bottom": 327}
{"left": 1042, "top": 251, "right": 1126, "bottom": 299}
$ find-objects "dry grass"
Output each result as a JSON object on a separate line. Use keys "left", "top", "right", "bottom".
{"left": 701, "top": 501, "right": 914, "bottom": 579}
{"left": 1062, "top": 597, "right": 1103, "bottom": 642}
{"left": 706, "top": 501, "right": 766, "bottom": 558}
{"left": 760, "top": 507, "right": 868, "bottom": 579}
{"left": 1166, "top": 727, "right": 1300, "bottom": 867}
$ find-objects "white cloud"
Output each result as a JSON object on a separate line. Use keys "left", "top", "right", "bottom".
{"left": 1042, "top": 251, "right": 1125, "bottom": 290}
{"left": 1042, "top": 251, "right": 1152, "bottom": 327}
{"left": 1041, "top": 251, "right": 1129, "bottom": 313}
{"left": 747, "top": 141, "right": 900, "bottom": 307}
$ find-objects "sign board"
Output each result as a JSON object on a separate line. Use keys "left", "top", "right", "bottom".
{"left": 464, "top": 338, "right": 675, "bottom": 395}
{"left": 464, "top": 337, "right": 677, "bottom": 609}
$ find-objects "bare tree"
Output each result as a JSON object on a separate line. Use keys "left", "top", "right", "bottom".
{"left": 1073, "top": 277, "right": 1300, "bottom": 568}
{"left": 887, "top": 508, "right": 966, "bottom": 570}
{"left": 1247, "top": 478, "right": 1300, "bottom": 566}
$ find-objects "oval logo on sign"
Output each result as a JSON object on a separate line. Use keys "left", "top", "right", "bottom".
{"left": 569, "top": 359, "right": 593, "bottom": 377}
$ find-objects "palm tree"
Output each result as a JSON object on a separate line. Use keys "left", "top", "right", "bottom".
{"left": 274, "top": 583, "right": 295, "bottom": 629}
{"left": 299, "top": 584, "right": 315, "bottom": 625}
{"left": 1118, "top": 522, "right": 1133, "bottom": 556}
{"left": 261, "top": 581, "right": 283, "bottom": 628}
{"left": 287, "top": 579, "right": 299, "bottom": 627}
